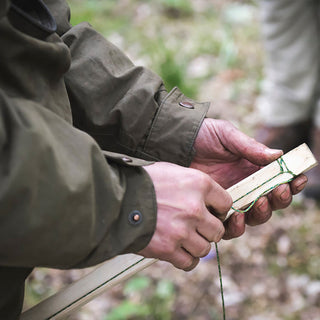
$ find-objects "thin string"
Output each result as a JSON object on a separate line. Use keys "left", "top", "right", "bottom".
{"left": 215, "top": 243, "right": 225, "bottom": 320}
{"left": 215, "top": 156, "right": 296, "bottom": 319}
{"left": 231, "top": 157, "right": 296, "bottom": 213}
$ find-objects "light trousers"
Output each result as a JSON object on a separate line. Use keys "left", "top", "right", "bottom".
{"left": 257, "top": 0, "right": 320, "bottom": 127}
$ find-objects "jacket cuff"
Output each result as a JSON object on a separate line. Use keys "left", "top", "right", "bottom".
{"left": 74, "top": 156, "right": 157, "bottom": 268}
{"left": 119, "top": 165, "right": 157, "bottom": 254}
{"left": 103, "top": 151, "right": 157, "bottom": 254}
{"left": 138, "top": 87, "right": 209, "bottom": 167}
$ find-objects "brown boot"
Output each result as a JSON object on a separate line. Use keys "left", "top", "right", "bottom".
{"left": 255, "top": 121, "right": 311, "bottom": 153}
{"left": 303, "top": 128, "right": 320, "bottom": 200}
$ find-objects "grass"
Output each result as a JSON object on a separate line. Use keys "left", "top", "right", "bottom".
{"left": 67, "top": 0, "right": 263, "bottom": 102}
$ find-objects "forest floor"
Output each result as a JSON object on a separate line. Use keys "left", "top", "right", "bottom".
{"left": 24, "top": 1, "right": 320, "bottom": 319}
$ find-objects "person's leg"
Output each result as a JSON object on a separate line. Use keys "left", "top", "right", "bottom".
{"left": 255, "top": 0, "right": 320, "bottom": 199}
{"left": 0, "top": 266, "right": 33, "bottom": 320}
{"left": 312, "top": 2, "right": 320, "bottom": 131}
{"left": 303, "top": 1, "right": 320, "bottom": 199}
{"left": 257, "top": 0, "right": 320, "bottom": 127}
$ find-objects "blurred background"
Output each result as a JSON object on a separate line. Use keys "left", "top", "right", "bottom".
{"left": 24, "top": 0, "right": 320, "bottom": 319}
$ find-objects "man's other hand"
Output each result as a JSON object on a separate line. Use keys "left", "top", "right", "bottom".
{"left": 191, "top": 118, "right": 308, "bottom": 239}
{"left": 140, "top": 162, "right": 232, "bottom": 271}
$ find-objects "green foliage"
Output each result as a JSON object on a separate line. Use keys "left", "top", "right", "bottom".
{"left": 69, "top": 0, "right": 130, "bottom": 34}
{"left": 24, "top": 270, "right": 56, "bottom": 309}
{"left": 283, "top": 313, "right": 302, "bottom": 320}
{"left": 124, "top": 276, "right": 151, "bottom": 295}
{"left": 209, "top": 307, "right": 225, "bottom": 320}
{"left": 157, "top": 0, "right": 193, "bottom": 15}
{"left": 104, "top": 301, "right": 150, "bottom": 320}
{"left": 67, "top": 0, "right": 262, "bottom": 102}
{"left": 156, "top": 280, "right": 174, "bottom": 298}
{"left": 104, "top": 276, "right": 175, "bottom": 320}
{"left": 148, "top": 280, "right": 175, "bottom": 320}
{"left": 139, "top": 37, "right": 197, "bottom": 97}
{"left": 222, "top": 3, "right": 255, "bottom": 25}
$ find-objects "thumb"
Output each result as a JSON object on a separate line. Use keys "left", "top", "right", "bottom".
{"left": 218, "top": 121, "right": 283, "bottom": 165}
{"left": 238, "top": 136, "right": 283, "bottom": 166}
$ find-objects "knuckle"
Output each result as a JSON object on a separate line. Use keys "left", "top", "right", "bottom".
{"left": 226, "top": 196, "right": 233, "bottom": 211}
{"left": 212, "top": 224, "right": 225, "bottom": 243}
{"left": 197, "top": 172, "right": 211, "bottom": 191}
{"left": 206, "top": 217, "right": 225, "bottom": 242}
{"left": 173, "top": 225, "right": 189, "bottom": 242}
{"left": 184, "top": 169, "right": 200, "bottom": 186}
{"left": 156, "top": 237, "right": 179, "bottom": 258}
{"left": 216, "top": 198, "right": 233, "bottom": 220}
{"left": 187, "top": 200, "right": 203, "bottom": 221}
{"left": 199, "top": 243, "right": 211, "bottom": 258}
{"left": 179, "top": 256, "right": 194, "bottom": 271}
{"left": 221, "top": 195, "right": 233, "bottom": 214}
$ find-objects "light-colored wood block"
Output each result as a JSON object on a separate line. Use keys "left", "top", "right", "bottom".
{"left": 21, "top": 143, "right": 317, "bottom": 320}
{"left": 225, "top": 143, "right": 317, "bottom": 220}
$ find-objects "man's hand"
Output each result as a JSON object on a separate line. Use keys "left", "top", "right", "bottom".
{"left": 191, "top": 118, "right": 308, "bottom": 239}
{"left": 140, "top": 162, "right": 232, "bottom": 271}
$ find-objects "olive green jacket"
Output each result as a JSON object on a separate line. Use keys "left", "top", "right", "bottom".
{"left": 0, "top": 0, "right": 209, "bottom": 270}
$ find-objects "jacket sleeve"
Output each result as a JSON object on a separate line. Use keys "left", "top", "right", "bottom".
{"left": 0, "top": 1, "right": 156, "bottom": 269}
{"left": 44, "top": 0, "right": 210, "bottom": 167}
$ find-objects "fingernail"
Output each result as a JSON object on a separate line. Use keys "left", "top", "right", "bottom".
{"left": 266, "top": 148, "right": 283, "bottom": 157}
{"left": 218, "top": 226, "right": 225, "bottom": 241}
{"left": 202, "top": 243, "right": 211, "bottom": 257}
{"left": 235, "top": 212, "right": 243, "bottom": 225}
{"left": 295, "top": 176, "right": 308, "bottom": 191}
{"left": 257, "top": 197, "right": 268, "bottom": 213}
{"left": 280, "top": 185, "right": 290, "bottom": 201}
{"left": 184, "top": 258, "right": 199, "bottom": 272}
